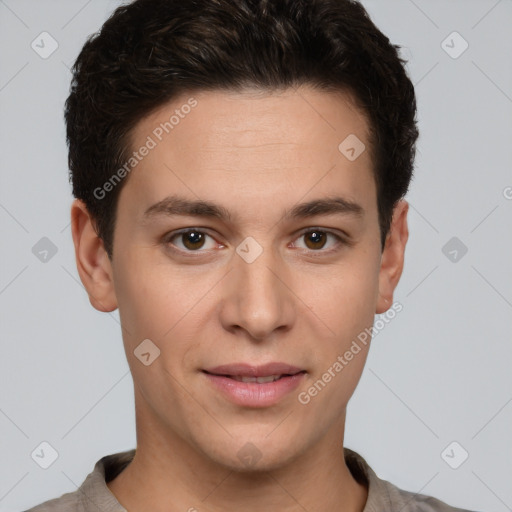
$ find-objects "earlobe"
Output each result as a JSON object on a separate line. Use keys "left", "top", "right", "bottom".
{"left": 376, "top": 200, "right": 409, "bottom": 314}
{"left": 70, "top": 199, "right": 118, "bottom": 313}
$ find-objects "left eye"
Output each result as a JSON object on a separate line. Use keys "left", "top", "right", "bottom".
{"left": 292, "top": 229, "right": 343, "bottom": 252}
{"left": 165, "top": 228, "right": 344, "bottom": 253}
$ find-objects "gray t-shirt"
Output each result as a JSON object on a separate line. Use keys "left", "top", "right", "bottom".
{"left": 25, "top": 448, "right": 479, "bottom": 512}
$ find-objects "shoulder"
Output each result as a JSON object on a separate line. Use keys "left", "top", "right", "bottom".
{"left": 343, "top": 447, "right": 481, "bottom": 512}
{"left": 23, "top": 490, "right": 80, "bottom": 512}
{"left": 381, "top": 478, "right": 481, "bottom": 512}
{"left": 23, "top": 450, "right": 135, "bottom": 512}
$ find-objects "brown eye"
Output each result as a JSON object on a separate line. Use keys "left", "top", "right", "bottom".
{"left": 181, "top": 231, "right": 206, "bottom": 250}
{"left": 303, "top": 230, "right": 328, "bottom": 250}
{"left": 166, "top": 229, "right": 217, "bottom": 252}
{"left": 292, "top": 228, "right": 346, "bottom": 255}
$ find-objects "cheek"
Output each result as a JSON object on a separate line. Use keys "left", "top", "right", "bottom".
{"left": 112, "top": 250, "right": 175, "bottom": 344}
{"left": 329, "top": 349, "right": 370, "bottom": 407}
{"left": 301, "top": 277, "right": 374, "bottom": 410}
{"left": 303, "top": 257, "right": 379, "bottom": 334}
{"left": 112, "top": 250, "right": 212, "bottom": 364}
{"left": 297, "top": 253, "right": 379, "bottom": 398}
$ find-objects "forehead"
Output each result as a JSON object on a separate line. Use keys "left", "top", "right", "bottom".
{"left": 119, "top": 86, "right": 376, "bottom": 223}
{"left": 135, "top": 86, "right": 369, "bottom": 146}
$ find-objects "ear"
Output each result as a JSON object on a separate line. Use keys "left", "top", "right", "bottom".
{"left": 70, "top": 199, "right": 118, "bottom": 312}
{"left": 376, "top": 200, "right": 409, "bottom": 314}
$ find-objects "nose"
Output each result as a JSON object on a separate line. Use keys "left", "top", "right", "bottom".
{"left": 218, "top": 241, "right": 295, "bottom": 342}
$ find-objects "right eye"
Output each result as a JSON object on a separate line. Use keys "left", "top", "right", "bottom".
{"left": 164, "top": 228, "right": 221, "bottom": 253}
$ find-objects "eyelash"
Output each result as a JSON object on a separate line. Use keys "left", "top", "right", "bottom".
{"left": 163, "top": 227, "right": 350, "bottom": 257}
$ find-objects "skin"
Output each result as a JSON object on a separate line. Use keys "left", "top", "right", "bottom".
{"left": 71, "top": 85, "right": 408, "bottom": 512}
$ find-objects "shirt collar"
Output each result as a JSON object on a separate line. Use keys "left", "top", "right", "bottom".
{"left": 80, "top": 447, "right": 392, "bottom": 512}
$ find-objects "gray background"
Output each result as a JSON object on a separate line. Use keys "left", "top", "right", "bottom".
{"left": 1, "top": 1, "right": 511, "bottom": 511}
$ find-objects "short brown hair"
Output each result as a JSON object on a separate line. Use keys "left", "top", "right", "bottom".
{"left": 65, "top": 0, "right": 419, "bottom": 258}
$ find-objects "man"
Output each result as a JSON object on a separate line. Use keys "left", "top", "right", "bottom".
{"left": 26, "top": 0, "right": 479, "bottom": 510}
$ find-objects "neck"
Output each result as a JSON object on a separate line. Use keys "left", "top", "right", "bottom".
{"left": 107, "top": 401, "right": 368, "bottom": 512}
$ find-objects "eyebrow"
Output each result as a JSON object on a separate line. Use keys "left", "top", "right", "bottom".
{"left": 142, "top": 194, "right": 364, "bottom": 223}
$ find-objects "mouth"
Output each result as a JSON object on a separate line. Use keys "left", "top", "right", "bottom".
{"left": 202, "top": 363, "right": 307, "bottom": 407}
{"left": 203, "top": 371, "right": 306, "bottom": 383}
{"left": 202, "top": 362, "right": 306, "bottom": 380}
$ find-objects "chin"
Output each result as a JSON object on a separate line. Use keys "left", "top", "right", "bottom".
{"left": 194, "top": 430, "right": 306, "bottom": 473}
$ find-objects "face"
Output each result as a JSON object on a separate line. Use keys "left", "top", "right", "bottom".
{"left": 72, "top": 86, "right": 408, "bottom": 472}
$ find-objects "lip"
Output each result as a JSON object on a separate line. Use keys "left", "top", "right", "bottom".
{"left": 203, "top": 362, "right": 304, "bottom": 378}
{"left": 202, "top": 363, "right": 306, "bottom": 408}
